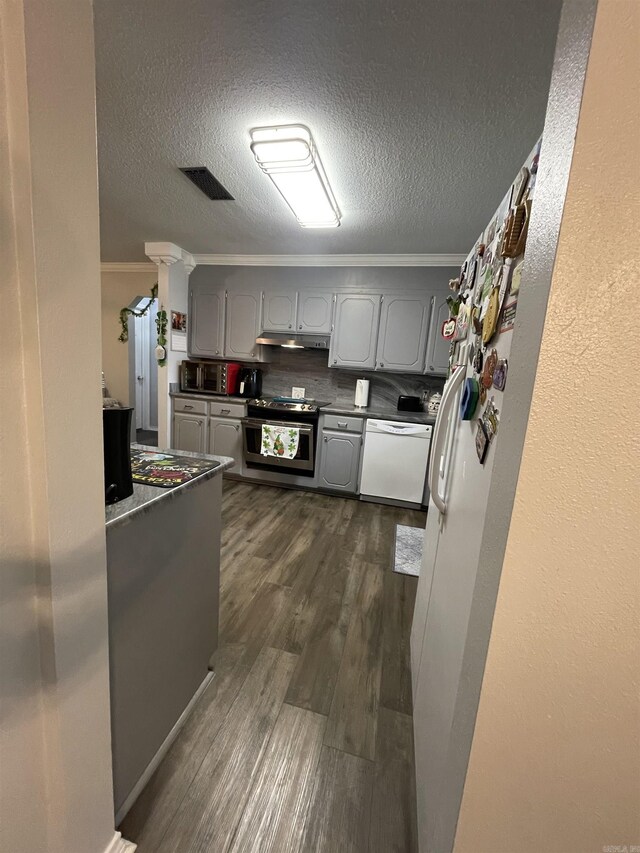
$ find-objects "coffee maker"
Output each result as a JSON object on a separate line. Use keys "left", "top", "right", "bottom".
{"left": 238, "top": 367, "right": 262, "bottom": 399}
{"left": 103, "top": 407, "right": 134, "bottom": 504}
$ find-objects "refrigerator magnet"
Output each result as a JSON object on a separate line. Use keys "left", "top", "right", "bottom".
{"left": 492, "top": 358, "right": 508, "bottom": 391}
{"left": 475, "top": 419, "right": 490, "bottom": 464}
{"left": 460, "top": 378, "right": 480, "bottom": 420}
{"left": 482, "top": 348, "right": 498, "bottom": 388}
{"left": 441, "top": 318, "right": 456, "bottom": 340}
{"left": 473, "top": 347, "right": 484, "bottom": 374}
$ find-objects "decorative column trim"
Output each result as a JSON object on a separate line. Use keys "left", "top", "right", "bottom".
{"left": 144, "top": 241, "right": 183, "bottom": 266}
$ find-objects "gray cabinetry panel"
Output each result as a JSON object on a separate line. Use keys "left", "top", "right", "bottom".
{"left": 297, "top": 291, "right": 334, "bottom": 334}
{"left": 318, "top": 429, "right": 361, "bottom": 493}
{"left": 425, "top": 294, "right": 451, "bottom": 376}
{"left": 208, "top": 416, "right": 243, "bottom": 474}
{"left": 262, "top": 291, "right": 298, "bottom": 332}
{"left": 189, "top": 287, "right": 224, "bottom": 358}
{"left": 377, "top": 293, "right": 431, "bottom": 373}
{"left": 225, "top": 291, "right": 262, "bottom": 362}
{"left": 172, "top": 412, "right": 207, "bottom": 453}
{"left": 329, "top": 294, "right": 381, "bottom": 369}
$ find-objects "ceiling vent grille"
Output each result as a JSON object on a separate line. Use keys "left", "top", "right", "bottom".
{"left": 179, "top": 166, "right": 234, "bottom": 201}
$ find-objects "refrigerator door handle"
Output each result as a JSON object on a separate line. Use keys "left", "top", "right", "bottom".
{"left": 428, "top": 363, "right": 466, "bottom": 515}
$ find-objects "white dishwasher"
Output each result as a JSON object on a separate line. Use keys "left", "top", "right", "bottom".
{"left": 359, "top": 419, "right": 432, "bottom": 505}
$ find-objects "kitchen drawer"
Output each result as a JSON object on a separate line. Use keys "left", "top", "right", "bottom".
{"left": 322, "top": 414, "right": 364, "bottom": 433}
{"left": 209, "top": 400, "right": 246, "bottom": 418}
{"left": 173, "top": 397, "right": 208, "bottom": 415}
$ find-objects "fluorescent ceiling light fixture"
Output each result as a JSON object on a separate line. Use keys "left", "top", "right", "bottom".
{"left": 250, "top": 125, "right": 341, "bottom": 228}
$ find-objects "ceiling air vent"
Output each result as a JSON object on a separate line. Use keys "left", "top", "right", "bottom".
{"left": 179, "top": 166, "right": 234, "bottom": 201}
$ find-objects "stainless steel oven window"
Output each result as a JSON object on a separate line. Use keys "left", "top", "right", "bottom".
{"left": 242, "top": 418, "right": 315, "bottom": 472}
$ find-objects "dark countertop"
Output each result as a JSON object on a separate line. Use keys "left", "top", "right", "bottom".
{"left": 105, "top": 444, "right": 234, "bottom": 529}
{"left": 169, "top": 391, "right": 248, "bottom": 404}
{"left": 170, "top": 392, "right": 436, "bottom": 424}
{"left": 322, "top": 402, "right": 436, "bottom": 425}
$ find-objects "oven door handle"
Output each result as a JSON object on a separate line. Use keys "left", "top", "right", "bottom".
{"left": 242, "top": 418, "right": 315, "bottom": 433}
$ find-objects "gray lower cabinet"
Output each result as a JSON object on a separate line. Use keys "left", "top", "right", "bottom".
{"left": 376, "top": 292, "right": 432, "bottom": 372}
{"left": 208, "top": 416, "right": 243, "bottom": 474}
{"left": 318, "top": 429, "right": 362, "bottom": 494}
{"left": 173, "top": 412, "right": 207, "bottom": 453}
{"left": 189, "top": 286, "right": 225, "bottom": 358}
{"left": 225, "top": 290, "right": 263, "bottom": 361}
{"left": 425, "top": 293, "right": 451, "bottom": 375}
{"left": 329, "top": 293, "right": 381, "bottom": 369}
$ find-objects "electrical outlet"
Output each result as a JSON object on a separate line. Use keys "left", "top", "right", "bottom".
{"left": 292, "top": 387, "right": 305, "bottom": 399}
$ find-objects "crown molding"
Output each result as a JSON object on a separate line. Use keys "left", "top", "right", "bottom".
{"left": 192, "top": 253, "right": 465, "bottom": 267}
{"left": 100, "top": 262, "right": 156, "bottom": 273}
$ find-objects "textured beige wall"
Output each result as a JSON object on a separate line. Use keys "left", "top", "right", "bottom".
{"left": 1, "top": 1, "right": 121, "bottom": 850}
{"left": 101, "top": 269, "right": 157, "bottom": 404}
{"left": 454, "top": 1, "right": 640, "bottom": 851}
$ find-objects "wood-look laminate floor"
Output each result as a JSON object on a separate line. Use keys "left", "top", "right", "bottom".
{"left": 121, "top": 481, "right": 425, "bottom": 853}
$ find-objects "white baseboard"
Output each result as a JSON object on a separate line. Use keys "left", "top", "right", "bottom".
{"left": 114, "top": 671, "right": 215, "bottom": 826}
{"left": 103, "top": 831, "right": 137, "bottom": 853}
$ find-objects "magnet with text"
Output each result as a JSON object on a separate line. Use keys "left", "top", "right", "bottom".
{"left": 492, "top": 358, "right": 508, "bottom": 391}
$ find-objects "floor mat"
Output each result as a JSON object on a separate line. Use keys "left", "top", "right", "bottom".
{"left": 393, "top": 524, "right": 424, "bottom": 576}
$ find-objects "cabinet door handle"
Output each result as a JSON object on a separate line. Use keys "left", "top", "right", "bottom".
{"left": 288, "top": 324, "right": 292, "bottom": 329}
{"left": 221, "top": 408, "right": 230, "bottom": 414}
{"left": 380, "top": 362, "right": 384, "bottom": 368}
{"left": 299, "top": 324, "right": 302, "bottom": 330}
{"left": 184, "top": 405, "right": 193, "bottom": 409}
{"left": 333, "top": 359, "right": 337, "bottom": 364}
{"left": 337, "top": 421, "right": 348, "bottom": 428}
{"left": 323, "top": 436, "right": 328, "bottom": 442}
{"left": 235, "top": 425, "right": 240, "bottom": 431}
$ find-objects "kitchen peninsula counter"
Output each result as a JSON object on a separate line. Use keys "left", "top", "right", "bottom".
{"left": 105, "top": 444, "right": 234, "bottom": 528}
{"left": 106, "top": 444, "right": 233, "bottom": 823}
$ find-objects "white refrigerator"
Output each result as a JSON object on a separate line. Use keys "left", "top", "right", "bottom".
{"left": 410, "top": 143, "right": 539, "bottom": 852}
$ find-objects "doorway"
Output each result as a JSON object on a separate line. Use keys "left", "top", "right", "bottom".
{"left": 130, "top": 295, "right": 158, "bottom": 445}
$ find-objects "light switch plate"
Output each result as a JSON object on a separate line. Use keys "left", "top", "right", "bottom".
{"left": 292, "top": 386, "right": 305, "bottom": 399}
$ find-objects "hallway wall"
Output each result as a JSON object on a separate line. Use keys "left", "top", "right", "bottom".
{"left": 101, "top": 269, "right": 157, "bottom": 405}
{"left": 454, "top": 0, "right": 640, "bottom": 849}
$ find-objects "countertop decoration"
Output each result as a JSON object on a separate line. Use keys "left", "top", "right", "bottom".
{"left": 117, "top": 282, "right": 158, "bottom": 343}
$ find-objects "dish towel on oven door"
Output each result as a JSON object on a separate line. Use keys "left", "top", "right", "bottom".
{"left": 261, "top": 424, "right": 300, "bottom": 459}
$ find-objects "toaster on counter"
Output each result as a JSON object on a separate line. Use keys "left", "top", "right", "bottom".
{"left": 397, "top": 395, "right": 423, "bottom": 412}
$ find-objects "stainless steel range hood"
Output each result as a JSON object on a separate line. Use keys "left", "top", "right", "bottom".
{"left": 255, "top": 332, "right": 330, "bottom": 350}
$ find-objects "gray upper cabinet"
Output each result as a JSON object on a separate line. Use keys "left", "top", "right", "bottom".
{"left": 329, "top": 293, "right": 381, "bottom": 369}
{"left": 297, "top": 291, "right": 333, "bottom": 334}
{"left": 225, "top": 291, "right": 262, "bottom": 362}
{"left": 318, "top": 429, "right": 361, "bottom": 494}
{"left": 376, "top": 293, "right": 432, "bottom": 373}
{"left": 189, "top": 287, "right": 225, "bottom": 358}
{"left": 424, "top": 293, "right": 451, "bottom": 376}
{"left": 261, "top": 291, "right": 298, "bottom": 332}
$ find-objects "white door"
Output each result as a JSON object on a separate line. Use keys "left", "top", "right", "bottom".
{"left": 133, "top": 299, "right": 158, "bottom": 431}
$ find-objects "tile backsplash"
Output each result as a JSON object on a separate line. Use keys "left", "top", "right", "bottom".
{"left": 260, "top": 348, "right": 444, "bottom": 408}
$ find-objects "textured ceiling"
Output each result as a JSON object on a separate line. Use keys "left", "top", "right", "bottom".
{"left": 94, "top": 0, "right": 562, "bottom": 261}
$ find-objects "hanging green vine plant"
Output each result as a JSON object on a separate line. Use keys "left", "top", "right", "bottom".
{"left": 155, "top": 306, "right": 168, "bottom": 367}
{"left": 118, "top": 283, "right": 158, "bottom": 343}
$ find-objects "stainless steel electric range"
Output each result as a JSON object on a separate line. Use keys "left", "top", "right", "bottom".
{"left": 242, "top": 397, "right": 323, "bottom": 476}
